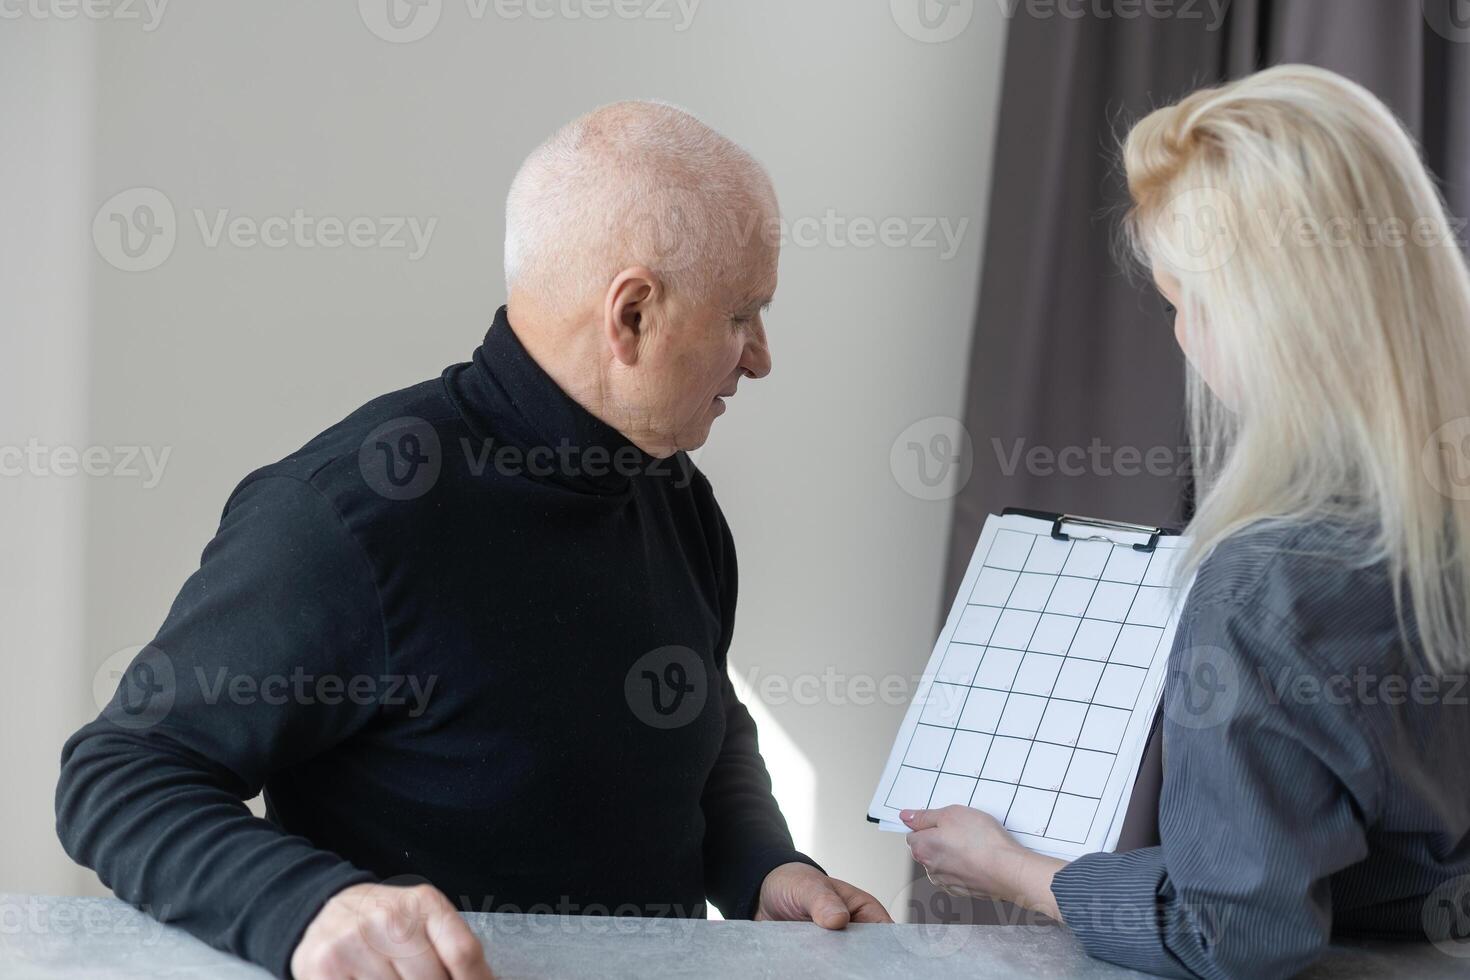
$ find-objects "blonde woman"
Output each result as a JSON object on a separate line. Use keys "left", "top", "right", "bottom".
{"left": 903, "top": 65, "right": 1470, "bottom": 979}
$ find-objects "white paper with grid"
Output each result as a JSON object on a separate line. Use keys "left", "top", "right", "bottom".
{"left": 867, "top": 513, "right": 1192, "bottom": 859}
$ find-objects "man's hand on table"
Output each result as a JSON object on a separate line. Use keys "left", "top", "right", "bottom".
{"left": 755, "top": 862, "right": 894, "bottom": 928}
{"left": 901, "top": 806, "right": 1068, "bottom": 922}
{"left": 292, "top": 881, "right": 494, "bottom": 980}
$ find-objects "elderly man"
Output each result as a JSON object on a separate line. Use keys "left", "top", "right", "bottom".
{"left": 56, "top": 102, "right": 890, "bottom": 980}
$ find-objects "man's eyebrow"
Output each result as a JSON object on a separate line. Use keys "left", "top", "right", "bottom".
{"left": 739, "top": 295, "right": 774, "bottom": 312}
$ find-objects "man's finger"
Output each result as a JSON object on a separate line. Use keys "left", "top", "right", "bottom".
{"left": 795, "top": 876, "right": 851, "bottom": 930}
{"left": 317, "top": 938, "right": 398, "bottom": 980}
{"left": 425, "top": 910, "right": 494, "bottom": 980}
{"left": 899, "top": 808, "right": 940, "bottom": 830}
{"left": 388, "top": 946, "right": 450, "bottom": 980}
{"left": 830, "top": 878, "right": 894, "bottom": 924}
{"left": 422, "top": 891, "right": 494, "bottom": 980}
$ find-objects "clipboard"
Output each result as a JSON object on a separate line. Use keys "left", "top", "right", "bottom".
{"left": 866, "top": 507, "right": 1189, "bottom": 859}
{"left": 1000, "top": 507, "right": 1181, "bottom": 552}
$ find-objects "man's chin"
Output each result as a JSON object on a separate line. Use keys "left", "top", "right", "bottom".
{"left": 674, "top": 424, "right": 714, "bottom": 454}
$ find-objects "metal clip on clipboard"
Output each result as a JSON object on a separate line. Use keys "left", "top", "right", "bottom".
{"left": 1002, "top": 508, "right": 1174, "bottom": 554}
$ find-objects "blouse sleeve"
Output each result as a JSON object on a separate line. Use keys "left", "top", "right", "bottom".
{"left": 1051, "top": 597, "right": 1379, "bottom": 980}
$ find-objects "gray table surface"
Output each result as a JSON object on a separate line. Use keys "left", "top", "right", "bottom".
{"left": 1, "top": 894, "right": 1464, "bottom": 979}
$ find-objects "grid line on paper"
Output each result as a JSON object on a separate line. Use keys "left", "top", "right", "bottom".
{"left": 990, "top": 578, "right": 1048, "bottom": 825}
{"left": 1053, "top": 553, "right": 1142, "bottom": 834}
{"left": 967, "top": 532, "right": 1051, "bottom": 828}
{"left": 892, "top": 760, "right": 1114, "bottom": 801}
{"left": 934, "top": 531, "right": 1041, "bottom": 809}
{"left": 1053, "top": 545, "right": 1174, "bottom": 837}
{"left": 888, "top": 526, "right": 1181, "bottom": 845}
{"left": 968, "top": 572, "right": 1104, "bottom": 608}
{"left": 956, "top": 607, "right": 1143, "bottom": 625}
{"left": 1005, "top": 537, "right": 1117, "bottom": 834}
{"left": 961, "top": 529, "right": 1043, "bottom": 825}
{"left": 1068, "top": 551, "right": 1152, "bottom": 778}
{"left": 954, "top": 692, "right": 1125, "bottom": 718}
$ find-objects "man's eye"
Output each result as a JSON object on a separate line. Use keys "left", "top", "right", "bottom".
{"left": 1162, "top": 302, "right": 1177, "bottom": 317}
{"left": 731, "top": 315, "right": 753, "bottom": 326}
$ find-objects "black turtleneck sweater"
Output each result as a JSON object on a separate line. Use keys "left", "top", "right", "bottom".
{"left": 56, "top": 307, "right": 815, "bottom": 978}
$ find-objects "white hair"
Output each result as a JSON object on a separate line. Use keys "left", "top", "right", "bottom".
{"left": 504, "top": 100, "right": 777, "bottom": 313}
{"left": 1122, "top": 64, "right": 1470, "bottom": 673}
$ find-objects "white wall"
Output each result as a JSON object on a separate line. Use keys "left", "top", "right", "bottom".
{"left": 5, "top": 0, "right": 1007, "bottom": 916}
{"left": 1, "top": 16, "right": 94, "bottom": 895}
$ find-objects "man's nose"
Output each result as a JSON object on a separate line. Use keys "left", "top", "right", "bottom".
{"left": 741, "top": 325, "right": 772, "bottom": 380}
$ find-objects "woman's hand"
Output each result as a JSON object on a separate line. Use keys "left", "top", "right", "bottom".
{"left": 901, "top": 806, "right": 1068, "bottom": 921}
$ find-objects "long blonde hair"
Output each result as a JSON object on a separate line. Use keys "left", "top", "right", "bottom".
{"left": 1121, "top": 64, "right": 1470, "bottom": 674}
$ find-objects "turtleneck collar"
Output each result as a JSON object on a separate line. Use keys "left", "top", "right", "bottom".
{"left": 444, "top": 305, "right": 678, "bottom": 494}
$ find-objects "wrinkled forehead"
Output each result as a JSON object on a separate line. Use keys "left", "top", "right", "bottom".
{"left": 717, "top": 231, "right": 779, "bottom": 307}
{"left": 679, "top": 190, "right": 774, "bottom": 303}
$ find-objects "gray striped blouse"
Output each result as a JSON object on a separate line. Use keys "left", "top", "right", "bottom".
{"left": 1050, "top": 518, "right": 1470, "bottom": 978}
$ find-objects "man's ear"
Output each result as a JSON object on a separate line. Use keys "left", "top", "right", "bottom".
{"left": 603, "top": 267, "right": 659, "bottom": 367}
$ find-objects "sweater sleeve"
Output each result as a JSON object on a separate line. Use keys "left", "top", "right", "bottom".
{"left": 698, "top": 496, "right": 822, "bottom": 919}
{"left": 55, "top": 475, "right": 386, "bottom": 978}
{"left": 1050, "top": 598, "right": 1377, "bottom": 980}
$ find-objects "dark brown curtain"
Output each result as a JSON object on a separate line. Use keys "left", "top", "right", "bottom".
{"left": 944, "top": 0, "right": 1470, "bottom": 603}
{"left": 912, "top": 0, "right": 1470, "bottom": 927}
